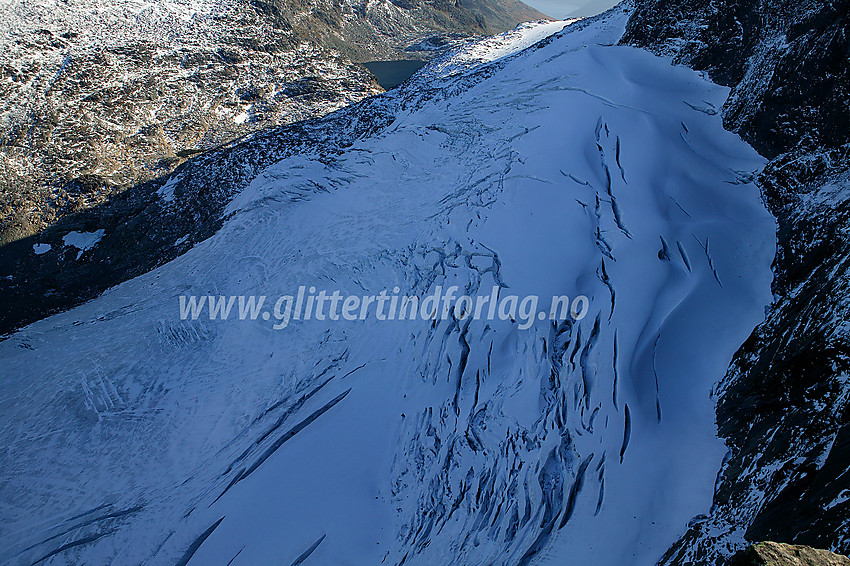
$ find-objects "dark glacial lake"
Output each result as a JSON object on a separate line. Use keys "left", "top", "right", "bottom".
{"left": 363, "top": 60, "right": 428, "bottom": 90}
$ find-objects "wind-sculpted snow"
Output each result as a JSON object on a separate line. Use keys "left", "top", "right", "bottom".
{"left": 0, "top": 8, "right": 775, "bottom": 566}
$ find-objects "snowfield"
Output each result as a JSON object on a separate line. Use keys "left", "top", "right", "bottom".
{"left": 0, "top": 9, "right": 775, "bottom": 566}
{"left": 424, "top": 19, "right": 576, "bottom": 77}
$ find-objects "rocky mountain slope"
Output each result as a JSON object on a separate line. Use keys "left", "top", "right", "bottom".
{"left": 622, "top": 0, "right": 850, "bottom": 562}
{"left": 0, "top": 9, "right": 780, "bottom": 565}
{"left": 0, "top": 0, "right": 545, "bottom": 245}
{"left": 0, "top": 0, "right": 546, "bottom": 333}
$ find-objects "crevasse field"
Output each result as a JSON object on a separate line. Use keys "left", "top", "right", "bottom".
{"left": 0, "top": 8, "right": 775, "bottom": 566}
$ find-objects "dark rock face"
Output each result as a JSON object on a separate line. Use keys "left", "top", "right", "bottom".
{"left": 623, "top": 0, "right": 850, "bottom": 563}
{"left": 730, "top": 542, "right": 850, "bottom": 566}
{"left": 622, "top": 0, "right": 849, "bottom": 162}
{"left": 0, "top": 0, "right": 546, "bottom": 334}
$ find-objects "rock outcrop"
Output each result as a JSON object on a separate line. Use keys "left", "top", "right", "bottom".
{"left": 730, "top": 542, "right": 850, "bottom": 566}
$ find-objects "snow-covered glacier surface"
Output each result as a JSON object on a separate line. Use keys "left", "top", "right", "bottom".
{"left": 0, "top": 11, "right": 775, "bottom": 566}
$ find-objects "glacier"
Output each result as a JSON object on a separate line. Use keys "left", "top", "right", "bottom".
{"left": 0, "top": 8, "right": 776, "bottom": 566}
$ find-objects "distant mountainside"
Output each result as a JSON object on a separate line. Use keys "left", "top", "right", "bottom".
{"left": 255, "top": 0, "right": 549, "bottom": 59}
{"left": 622, "top": 0, "right": 850, "bottom": 561}
{"left": 0, "top": 0, "right": 546, "bottom": 247}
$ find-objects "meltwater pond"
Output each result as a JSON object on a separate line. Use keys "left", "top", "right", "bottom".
{"left": 363, "top": 60, "right": 428, "bottom": 90}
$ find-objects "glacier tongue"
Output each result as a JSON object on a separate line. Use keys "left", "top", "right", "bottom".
{"left": 0, "top": 9, "right": 775, "bottom": 566}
